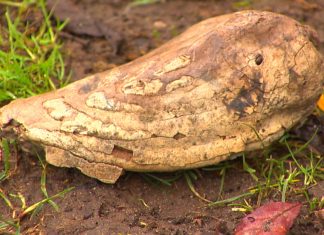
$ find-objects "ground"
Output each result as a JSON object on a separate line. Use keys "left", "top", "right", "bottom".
{"left": 0, "top": 0, "right": 324, "bottom": 234}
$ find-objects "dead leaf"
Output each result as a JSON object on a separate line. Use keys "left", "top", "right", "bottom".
{"left": 46, "top": 0, "right": 123, "bottom": 54}
{"left": 317, "top": 94, "right": 324, "bottom": 111}
{"left": 234, "top": 202, "right": 302, "bottom": 235}
{"left": 47, "top": 0, "right": 102, "bottom": 37}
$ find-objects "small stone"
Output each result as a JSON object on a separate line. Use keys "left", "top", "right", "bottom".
{"left": 153, "top": 20, "right": 167, "bottom": 29}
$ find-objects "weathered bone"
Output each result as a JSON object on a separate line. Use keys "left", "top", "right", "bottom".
{"left": 1, "top": 11, "right": 323, "bottom": 183}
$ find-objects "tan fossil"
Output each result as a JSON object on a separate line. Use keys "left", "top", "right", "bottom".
{"left": 0, "top": 11, "right": 323, "bottom": 183}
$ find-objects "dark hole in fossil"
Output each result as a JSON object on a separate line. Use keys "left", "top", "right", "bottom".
{"left": 112, "top": 145, "right": 133, "bottom": 160}
{"left": 173, "top": 132, "right": 186, "bottom": 140}
{"left": 255, "top": 54, "right": 263, "bottom": 65}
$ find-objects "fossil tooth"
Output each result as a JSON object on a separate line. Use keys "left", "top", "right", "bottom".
{"left": 1, "top": 11, "right": 323, "bottom": 183}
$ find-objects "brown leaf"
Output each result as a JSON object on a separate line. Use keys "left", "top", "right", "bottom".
{"left": 46, "top": 0, "right": 123, "bottom": 54}
{"left": 234, "top": 202, "right": 302, "bottom": 235}
{"left": 47, "top": 0, "right": 102, "bottom": 37}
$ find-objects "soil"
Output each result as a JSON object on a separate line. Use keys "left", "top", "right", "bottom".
{"left": 1, "top": 0, "right": 324, "bottom": 234}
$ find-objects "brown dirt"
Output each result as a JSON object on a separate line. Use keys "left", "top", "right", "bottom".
{"left": 1, "top": 0, "right": 324, "bottom": 234}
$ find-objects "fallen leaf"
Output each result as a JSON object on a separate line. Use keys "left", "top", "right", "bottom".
{"left": 234, "top": 202, "right": 302, "bottom": 235}
{"left": 46, "top": 0, "right": 123, "bottom": 54}
{"left": 47, "top": 0, "right": 102, "bottom": 37}
{"left": 317, "top": 94, "right": 324, "bottom": 111}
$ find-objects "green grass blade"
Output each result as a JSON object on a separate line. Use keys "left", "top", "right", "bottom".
{"left": 208, "top": 191, "right": 254, "bottom": 207}
{"left": 0, "top": 190, "right": 13, "bottom": 209}
{"left": 21, "top": 187, "right": 74, "bottom": 217}
{"left": 0, "top": 139, "right": 11, "bottom": 181}
{"left": 184, "top": 173, "right": 211, "bottom": 203}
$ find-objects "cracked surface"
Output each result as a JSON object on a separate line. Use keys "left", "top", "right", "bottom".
{"left": 0, "top": 10, "right": 323, "bottom": 183}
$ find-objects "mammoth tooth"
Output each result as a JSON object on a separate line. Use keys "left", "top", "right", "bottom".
{"left": 0, "top": 10, "right": 323, "bottom": 183}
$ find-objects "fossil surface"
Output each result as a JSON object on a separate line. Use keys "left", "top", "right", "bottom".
{"left": 0, "top": 11, "right": 323, "bottom": 183}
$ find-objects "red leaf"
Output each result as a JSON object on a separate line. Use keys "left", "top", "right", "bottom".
{"left": 235, "top": 202, "right": 302, "bottom": 235}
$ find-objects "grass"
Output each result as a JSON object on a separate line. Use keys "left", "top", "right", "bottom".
{"left": 0, "top": 138, "right": 11, "bottom": 181}
{"left": 129, "top": 0, "right": 162, "bottom": 7}
{"left": 0, "top": 0, "right": 69, "bottom": 103}
{"left": 144, "top": 129, "right": 324, "bottom": 212}
{"left": 226, "top": 132, "right": 322, "bottom": 209}
{"left": 0, "top": 0, "right": 323, "bottom": 232}
{"left": 0, "top": 138, "right": 74, "bottom": 234}
{"left": 0, "top": 1, "right": 72, "bottom": 233}
{"left": 232, "top": 0, "right": 253, "bottom": 8}
{"left": 125, "top": 0, "right": 163, "bottom": 12}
